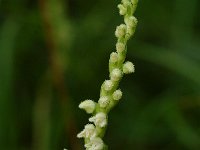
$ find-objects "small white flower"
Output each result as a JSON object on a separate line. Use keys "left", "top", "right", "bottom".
{"left": 126, "top": 26, "right": 134, "bottom": 37}
{"left": 98, "top": 96, "right": 109, "bottom": 108}
{"left": 110, "top": 68, "right": 122, "bottom": 81}
{"left": 84, "top": 137, "right": 104, "bottom": 150}
{"left": 122, "top": 0, "right": 131, "bottom": 7}
{"left": 124, "top": 17, "right": 137, "bottom": 37}
{"left": 117, "top": 4, "right": 127, "bottom": 15}
{"left": 116, "top": 42, "right": 125, "bottom": 53}
{"left": 79, "top": 100, "right": 96, "bottom": 114}
{"left": 113, "top": 89, "right": 123, "bottom": 101}
{"left": 77, "top": 124, "right": 97, "bottom": 138}
{"left": 103, "top": 80, "right": 113, "bottom": 91}
{"left": 115, "top": 24, "right": 127, "bottom": 38}
{"left": 110, "top": 52, "right": 118, "bottom": 63}
{"left": 89, "top": 112, "right": 107, "bottom": 127}
{"left": 125, "top": 16, "right": 138, "bottom": 27}
{"left": 77, "top": 130, "right": 85, "bottom": 138}
{"left": 123, "top": 61, "right": 135, "bottom": 74}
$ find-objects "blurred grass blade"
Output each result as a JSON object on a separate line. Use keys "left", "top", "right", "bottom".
{"left": 133, "top": 43, "right": 200, "bottom": 85}
{"left": 0, "top": 19, "right": 19, "bottom": 148}
{"left": 164, "top": 103, "right": 200, "bottom": 150}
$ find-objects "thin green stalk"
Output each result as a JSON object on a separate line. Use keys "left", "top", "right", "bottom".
{"left": 77, "top": 0, "right": 138, "bottom": 149}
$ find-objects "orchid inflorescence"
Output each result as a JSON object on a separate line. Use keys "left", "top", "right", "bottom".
{"left": 77, "top": 0, "right": 138, "bottom": 149}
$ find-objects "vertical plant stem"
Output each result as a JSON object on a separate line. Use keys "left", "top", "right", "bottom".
{"left": 77, "top": 0, "right": 138, "bottom": 149}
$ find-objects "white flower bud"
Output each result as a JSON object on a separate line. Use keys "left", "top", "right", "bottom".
{"left": 116, "top": 42, "right": 125, "bottom": 53}
{"left": 98, "top": 96, "right": 109, "bottom": 108}
{"left": 110, "top": 68, "right": 122, "bottom": 81}
{"left": 115, "top": 24, "right": 126, "bottom": 38}
{"left": 84, "top": 137, "right": 104, "bottom": 150}
{"left": 126, "top": 26, "right": 134, "bottom": 37}
{"left": 77, "top": 124, "right": 97, "bottom": 138}
{"left": 113, "top": 89, "right": 122, "bottom": 101}
{"left": 79, "top": 100, "right": 96, "bottom": 114}
{"left": 110, "top": 52, "right": 118, "bottom": 63}
{"left": 89, "top": 112, "right": 107, "bottom": 127}
{"left": 77, "top": 131, "right": 85, "bottom": 138}
{"left": 117, "top": 4, "right": 127, "bottom": 15}
{"left": 122, "top": 0, "right": 131, "bottom": 7}
{"left": 123, "top": 61, "right": 135, "bottom": 74}
{"left": 125, "top": 16, "right": 138, "bottom": 27}
{"left": 103, "top": 80, "right": 113, "bottom": 91}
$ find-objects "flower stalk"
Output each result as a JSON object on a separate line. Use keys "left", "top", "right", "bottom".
{"left": 77, "top": 0, "right": 138, "bottom": 149}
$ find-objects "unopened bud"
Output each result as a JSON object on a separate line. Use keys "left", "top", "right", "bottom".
{"left": 98, "top": 96, "right": 110, "bottom": 108}
{"left": 110, "top": 68, "right": 122, "bottom": 81}
{"left": 115, "top": 24, "right": 127, "bottom": 38}
{"left": 123, "top": 61, "right": 135, "bottom": 74}
{"left": 113, "top": 89, "right": 122, "bottom": 100}
{"left": 116, "top": 42, "right": 125, "bottom": 53}
{"left": 79, "top": 100, "right": 96, "bottom": 114}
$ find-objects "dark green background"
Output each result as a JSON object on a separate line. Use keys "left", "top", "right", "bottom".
{"left": 0, "top": 0, "right": 200, "bottom": 149}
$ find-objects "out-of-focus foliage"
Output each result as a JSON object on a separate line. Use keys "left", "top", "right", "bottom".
{"left": 0, "top": 0, "right": 200, "bottom": 150}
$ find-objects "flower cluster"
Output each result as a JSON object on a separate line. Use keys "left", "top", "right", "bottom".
{"left": 77, "top": 0, "right": 138, "bottom": 149}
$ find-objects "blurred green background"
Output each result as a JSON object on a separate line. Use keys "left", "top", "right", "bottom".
{"left": 0, "top": 0, "right": 200, "bottom": 150}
